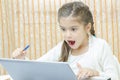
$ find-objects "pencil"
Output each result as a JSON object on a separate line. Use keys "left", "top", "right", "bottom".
{"left": 23, "top": 45, "right": 30, "bottom": 51}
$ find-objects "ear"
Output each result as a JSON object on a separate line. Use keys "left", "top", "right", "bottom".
{"left": 85, "top": 23, "right": 91, "bottom": 33}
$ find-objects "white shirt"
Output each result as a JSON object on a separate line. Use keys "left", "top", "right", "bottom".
{"left": 37, "top": 36, "right": 119, "bottom": 80}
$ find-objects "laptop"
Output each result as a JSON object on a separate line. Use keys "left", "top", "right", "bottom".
{"left": 0, "top": 58, "right": 111, "bottom": 80}
{"left": 0, "top": 58, "right": 77, "bottom": 80}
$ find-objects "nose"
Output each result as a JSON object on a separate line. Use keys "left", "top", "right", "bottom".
{"left": 65, "top": 31, "right": 71, "bottom": 39}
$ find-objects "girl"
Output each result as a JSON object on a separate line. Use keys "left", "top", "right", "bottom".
{"left": 12, "top": 1, "right": 119, "bottom": 80}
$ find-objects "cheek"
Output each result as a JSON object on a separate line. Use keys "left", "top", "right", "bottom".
{"left": 62, "top": 33, "right": 66, "bottom": 37}
{"left": 62, "top": 34, "right": 67, "bottom": 39}
{"left": 75, "top": 32, "right": 87, "bottom": 41}
{"left": 73, "top": 32, "right": 82, "bottom": 38}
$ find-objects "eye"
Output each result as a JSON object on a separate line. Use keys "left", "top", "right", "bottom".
{"left": 71, "top": 28, "right": 77, "bottom": 31}
{"left": 60, "top": 27, "right": 66, "bottom": 31}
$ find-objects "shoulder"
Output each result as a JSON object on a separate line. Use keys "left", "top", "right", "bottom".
{"left": 91, "top": 36, "right": 113, "bottom": 56}
{"left": 52, "top": 41, "right": 64, "bottom": 50}
{"left": 91, "top": 36, "right": 109, "bottom": 48}
{"left": 47, "top": 41, "right": 64, "bottom": 54}
{"left": 37, "top": 41, "right": 64, "bottom": 61}
{"left": 90, "top": 36, "right": 112, "bottom": 56}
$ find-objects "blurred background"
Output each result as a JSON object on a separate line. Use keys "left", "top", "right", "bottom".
{"left": 0, "top": 0, "right": 120, "bottom": 75}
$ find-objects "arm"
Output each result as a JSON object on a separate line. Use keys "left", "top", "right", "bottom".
{"left": 98, "top": 41, "right": 119, "bottom": 80}
{"left": 36, "top": 41, "right": 63, "bottom": 62}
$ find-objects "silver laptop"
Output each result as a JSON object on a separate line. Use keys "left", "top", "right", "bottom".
{"left": 0, "top": 58, "right": 77, "bottom": 80}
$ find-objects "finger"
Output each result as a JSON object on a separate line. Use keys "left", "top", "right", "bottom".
{"left": 12, "top": 50, "right": 19, "bottom": 58}
{"left": 80, "top": 72, "right": 90, "bottom": 80}
{"left": 20, "top": 51, "right": 27, "bottom": 57}
{"left": 81, "top": 71, "right": 87, "bottom": 78}
{"left": 77, "top": 72, "right": 86, "bottom": 80}
{"left": 12, "top": 48, "right": 24, "bottom": 59}
{"left": 77, "top": 63, "right": 82, "bottom": 69}
{"left": 77, "top": 70, "right": 82, "bottom": 80}
{"left": 23, "top": 51, "right": 27, "bottom": 55}
{"left": 15, "top": 49, "right": 22, "bottom": 57}
{"left": 77, "top": 73, "right": 82, "bottom": 80}
{"left": 84, "top": 71, "right": 90, "bottom": 78}
{"left": 76, "top": 63, "right": 82, "bottom": 79}
{"left": 76, "top": 71, "right": 81, "bottom": 78}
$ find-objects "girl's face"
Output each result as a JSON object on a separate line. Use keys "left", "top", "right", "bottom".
{"left": 59, "top": 16, "right": 90, "bottom": 49}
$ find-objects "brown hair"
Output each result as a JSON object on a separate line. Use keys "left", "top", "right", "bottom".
{"left": 58, "top": 1, "right": 95, "bottom": 62}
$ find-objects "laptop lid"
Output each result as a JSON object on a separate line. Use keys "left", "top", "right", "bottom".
{"left": 0, "top": 58, "right": 77, "bottom": 80}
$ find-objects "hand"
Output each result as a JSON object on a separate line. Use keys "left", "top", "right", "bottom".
{"left": 12, "top": 48, "right": 27, "bottom": 59}
{"left": 77, "top": 63, "right": 99, "bottom": 80}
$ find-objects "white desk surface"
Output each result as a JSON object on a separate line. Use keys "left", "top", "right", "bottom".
{"left": 0, "top": 75, "right": 12, "bottom": 80}
{"left": 0, "top": 75, "right": 110, "bottom": 80}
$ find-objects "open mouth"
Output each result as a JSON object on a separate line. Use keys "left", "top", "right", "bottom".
{"left": 68, "top": 40, "right": 75, "bottom": 45}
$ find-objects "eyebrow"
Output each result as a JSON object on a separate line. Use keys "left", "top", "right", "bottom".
{"left": 71, "top": 26, "right": 79, "bottom": 28}
{"left": 59, "top": 25, "right": 79, "bottom": 28}
{"left": 59, "top": 25, "right": 62, "bottom": 27}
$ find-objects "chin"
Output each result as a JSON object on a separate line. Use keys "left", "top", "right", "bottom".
{"left": 70, "top": 46, "right": 78, "bottom": 50}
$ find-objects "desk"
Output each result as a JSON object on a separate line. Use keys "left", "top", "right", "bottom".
{"left": 0, "top": 75, "right": 111, "bottom": 80}
{"left": 0, "top": 75, "right": 12, "bottom": 80}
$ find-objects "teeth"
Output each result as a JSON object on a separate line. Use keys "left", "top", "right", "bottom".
{"left": 68, "top": 41, "right": 75, "bottom": 45}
